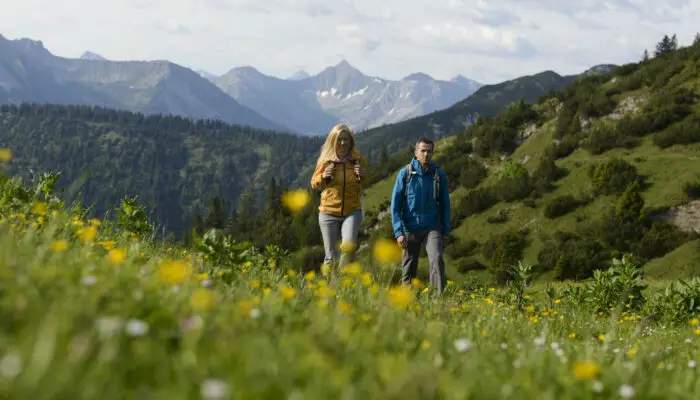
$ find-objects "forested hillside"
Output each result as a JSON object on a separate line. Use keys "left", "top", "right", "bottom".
{"left": 0, "top": 103, "right": 324, "bottom": 237}
{"left": 352, "top": 69, "right": 590, "bottom": 161}
{"left": 359, "top": 34, "right": 700, "bottom": 284}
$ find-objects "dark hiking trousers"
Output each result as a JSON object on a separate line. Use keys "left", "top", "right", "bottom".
{"left": 401, "top": 229, "right": 446, "bottom": 294}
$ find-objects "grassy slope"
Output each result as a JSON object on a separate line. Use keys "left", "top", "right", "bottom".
{"left": 359, "top": 64, "right": 700, "bottom": 285}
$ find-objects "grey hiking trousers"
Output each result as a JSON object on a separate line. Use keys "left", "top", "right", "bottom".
{"left": 318, "top": 209, "right": 363, "bottom": 269}
{"left": 402, "top": 229, "right": 446, "bottom": 294}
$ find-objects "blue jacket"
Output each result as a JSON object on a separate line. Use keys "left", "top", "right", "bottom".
{"left": 390, "top": 158, "right": 451, "bottom": 238}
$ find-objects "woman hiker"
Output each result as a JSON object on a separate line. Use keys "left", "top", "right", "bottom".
{"left": 310, "top": 124, "right": 367, "bottom": 275}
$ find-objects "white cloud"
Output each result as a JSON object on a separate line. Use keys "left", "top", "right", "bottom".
{"left": 1, "top": 0, "right": 699, "bottom": 84}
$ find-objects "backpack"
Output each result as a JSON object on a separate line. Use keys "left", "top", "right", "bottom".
{"left": 403, "top": 161, "right": 441, "bottom": 205}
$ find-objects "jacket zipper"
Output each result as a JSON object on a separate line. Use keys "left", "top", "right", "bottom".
{"left": 341, "top": 164, "right": 346, "bottom": 216}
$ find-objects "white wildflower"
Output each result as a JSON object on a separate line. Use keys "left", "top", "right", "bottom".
{"left": 500, "top": 342, "right": 508, "bottom": 350}
{"left": 95, "top": 316, "right": 123, "bottom": 339}
{"left": 619, "top": 384, "right": 635, "bottom": 398}
{"left": 434, "top": 353, "right": 444, "bottom": 368}
{"left": 250, "top": 308, "right": 261, "bottom": 319}
{"left": 82, "top": 275, "right": 97, "bottom": 286}
{"left": 592, "top": 380, "right": 604, "bottom": 393}
{"left": 201, "top": 378, "right": 228, "bottom": 399}
{"left": 125, "top": 319, "right": 149, "bottom": 337}
{"left": 688, "top": 360, "right": 696, "bottom": 368}
{"left": 0, "top": 353, "right": 22, "bottom": 378}
{"left": 454, "top": 338, "right": 472, "bottom": 353}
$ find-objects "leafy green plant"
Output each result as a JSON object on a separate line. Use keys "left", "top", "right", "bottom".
{"left": 504, "top": 261, "right": 535, "bottom": 309}
{"left": 583, "top": 253, "right": 647, "bottom": 315}
{"left": 192, "top": 228, "right": 253, "bottom": 274}
{"left": 649, "top": 277, "right": 700, "bottom": 324}
{"left": 115, "top": 195, "right": 153, "bottom": 237}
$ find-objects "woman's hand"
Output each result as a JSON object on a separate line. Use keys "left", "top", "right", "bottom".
{"left": 354, "top": 163, "right": 363, "bottom": 178}
{"left": 322, "top": 163, "right": 335, "bottom": 179}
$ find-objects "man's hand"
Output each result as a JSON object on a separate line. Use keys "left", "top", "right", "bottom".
{"left": 397, "top": 235, "right": 406, "bottom": 248}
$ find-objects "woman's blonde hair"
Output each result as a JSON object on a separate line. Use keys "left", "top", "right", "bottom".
{"left": 315, "top": 124, "right": 359, "bottom": 167}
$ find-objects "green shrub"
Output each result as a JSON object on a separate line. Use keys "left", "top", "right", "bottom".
{"left": 482, "top": 229, "right": 528, "bottom": 283}
{"left": 584, "top": 123, "right": 641, "bottom": 154}
{"left": 683, "top": 180, "right": 700, "bottom": 199}
{"left": 631, "top": 221, "right": 694, "bottom": 260}
{"left": 538, "top": 231, "right": 610, "bottom": 280}
{"left": 579, "top": 93, "right": 618, "bottom": 119}
{"left": 552, "top": 135, "right": 579, "bottom": 159}
{"left": 589, "top": 158, "right": 640, "bottom": 195}
{"left": 491, "top": 161, "right": 533, "bottom": 202}
{"left": 652, "top": 114, "right": 700, "bottom": 148}
{"left": 543, "top": 195, "right": 586, "bottom": 219}
{"left": 459, "top": 158, "right": 488, "bottom": 189}
{"left": 487, "top": 209, "right": 509, "bottom": 224}
{"left": 452, "top": 187, "right": 497, "bottom": 225}
{"left": 445, "top": 238, "right": 480, "bottom": 259}
{"left": 456, "top": 258, "right": 487, "bottom": 274}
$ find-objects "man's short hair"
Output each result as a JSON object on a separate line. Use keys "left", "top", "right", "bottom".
{"left": 415, "top": 137, "right": 434, "bottom": 150}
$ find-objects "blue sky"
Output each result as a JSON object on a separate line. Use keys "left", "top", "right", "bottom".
{"left": 2, "top": 0, "right": 699, "bottom": 83}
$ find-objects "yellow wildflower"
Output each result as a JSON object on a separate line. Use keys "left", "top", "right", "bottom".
{"left": 339, "top": 241, "right": 356, "bottom": 254}
{"left": 0, "top": 148, "right": 12, "bottom": 161}
{"left": 572, "top": 360, "right": 600, "bottom": 380}
{"left": 280, "top": 189, "right": 310, "bottom": 212}
{"left": 238, "top": 300, "right": 253, "bottom": 316}
{"left": 387, "top": 285, "right": 414, "bottom": 309}
{"left": 76, "top": 225, "right": 98, "bottom": 243}
{"left": 690, "top": 318, "right": 699, "bottom": 327}
{"left": 50, "top": 239, "right": 68, "bottom": 252}
{"left": 626, "top": 348, "right": 637, "bottom": 357}
{"left": 342, "top": 263, "right": 362, "bottom": 276}
{"left": 31, "top": 201, "right": 47, "bottom": 215}
{"left": 304, "top": 271, "right": 316, "bottom": 281}
{"left": 361, "top": 272, "right": 372, "bottom": 286}
{"left": 157, "top": 259, "right": 190, "bottom": 284}
{"left": 337, "top": 300, "right": 352, "bottom": 313}
{"left": 280, "top": 286, "right": 296, "bottom": 299}
{"left": 373, "top": 238, "right": 402, "bottom": 264}
{"left": 191, "top": 289, "right": 215, "bottom": 310}
{"left": 251, "top": 279, "right": 261, "bottom": 288}
{"left": 107, "top": 248, "right": 127, "bottom": 264}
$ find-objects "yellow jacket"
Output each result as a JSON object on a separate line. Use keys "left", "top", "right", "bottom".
{"left": 310, "top": 152, "right": 367, "bottom": 217}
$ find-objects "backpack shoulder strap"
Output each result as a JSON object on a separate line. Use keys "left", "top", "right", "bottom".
{"left": 403, "top": 163, "right": 413, "bottom": 197}
{"left": 433, "top": 166, "right": 441, "bottom": 203}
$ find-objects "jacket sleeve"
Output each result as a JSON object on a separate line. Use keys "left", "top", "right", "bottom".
{"left": 310, "top": 162, "right": 326, "bottom": 190}
{"left": 440, "top": 170, "right": 451, "bottom": 237}
{"left": 390, "top": 168, "right": 406, "bottom": 238}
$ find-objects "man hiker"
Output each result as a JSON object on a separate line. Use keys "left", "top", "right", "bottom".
{"left": 390, "top": 137, "right": 451, "bottom": 294}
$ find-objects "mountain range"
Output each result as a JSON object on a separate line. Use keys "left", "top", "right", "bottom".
{"left": 0, "top": 33, "right": 482, "bottom": 136}
{"left": 207, "top": 61, "right": 482, "bottom": 134}
{"left": 0, "top": 34, "right": 289, "bottom": 132}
